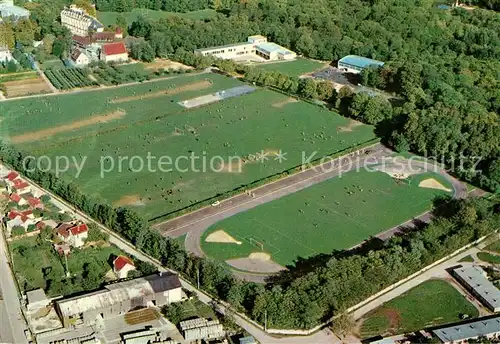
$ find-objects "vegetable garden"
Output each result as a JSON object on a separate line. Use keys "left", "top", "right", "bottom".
{"left": 45, "top": 68, "right": 98, "bottom": 90}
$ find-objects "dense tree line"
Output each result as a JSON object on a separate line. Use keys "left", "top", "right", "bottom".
{"left": 1, "top": 140, "right": 498, "bottom": 329}
{"left": 95, "top": 0, "right": 236, "bottom": 13}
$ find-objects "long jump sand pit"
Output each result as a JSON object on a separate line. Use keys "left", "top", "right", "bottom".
{"left": 110, "top": 80, "right": 212, "bottom": 104}
{"left": 205, "top": 229, "right": 242, "bottom": 245}
{"left": 419, "top": 178, "right": 452, "bottom": 192}
{"left": 10, "top": 109, "right": 126, "bottom": 144}
{"left": 226, "top": 252, "right": 286, "bottom": 274}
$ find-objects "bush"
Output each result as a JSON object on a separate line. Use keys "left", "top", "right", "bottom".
{"left": 11, "top": 226, "right": 26, "bottom": 237}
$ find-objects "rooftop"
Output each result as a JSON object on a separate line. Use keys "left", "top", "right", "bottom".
{"left": 339, "top": 55, "right": 384, "bottom": 69}
{"left": 113, "top": 255, "right": 135, "bottom": 271}
{"left": 256, "top": 42, "right": 295, "bottom": 55}
{"left": 0, "top": 1, "right": 30, "bottom": 18}
{"left": 453, "top": 265, "right": 500, "bottom": 310}
{"left": 433, "top": 316, "right": 500, "bottom": 342}
{"left": 56, "top": 273, "right": 181, "bottom": 318}
{"left": 195, "top": 42, "right": 253, "bottom": 53}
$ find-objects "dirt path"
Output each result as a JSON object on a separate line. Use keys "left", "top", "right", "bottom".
{"left": 9, "top": 109, "right": 126, "bottom": 144}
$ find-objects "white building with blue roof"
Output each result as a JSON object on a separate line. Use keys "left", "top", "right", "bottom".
{"left": 0, "top": 0, "right": 29, "bottom": 21}
{"left": 195, "top": 35, "right": 297, "bottom": 61}
{"left": 338, "top": 55, "right": 384, "bottom": 74}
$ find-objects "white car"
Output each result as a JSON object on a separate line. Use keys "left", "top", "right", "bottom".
{"left": 211, "top": 201, "right": 220, "bottom": 207}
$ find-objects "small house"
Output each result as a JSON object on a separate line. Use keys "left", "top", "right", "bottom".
{"left": 10, "top": 193, "right": 27, "bottom": 206}
{"left": 26, "top": 288, "right": 50, "bottom": 312}
{"left": 70, "top": 48, "right": 90, "bottom": 66}
{"left": 57, "top": 222, "right": 89, "bottom": 248}
{"left": 113, "top": 255, "right": 136, "bottom": 279}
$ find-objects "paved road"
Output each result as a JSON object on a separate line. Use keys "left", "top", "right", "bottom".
{"left": 0, "top": 221, "right": 29, "bottom": 344}
{"left": 155, "top": 147, "right": 468, "bottom": 282}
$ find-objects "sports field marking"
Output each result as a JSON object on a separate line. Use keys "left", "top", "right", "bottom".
{"left": 205, "top": 229, "right": 242, "bottom": 245}
{"left": 419, "top": 178, "right": 452, "bottom": 192}
{"left": 110, "top": 80, "right": 212, "bottom": 104}
{"left": 272, "top": 97, "right": 298, "bottom": 108}
{"left": 10, "top": 109, "right": 126, "bottom": 144}
{"left": 338, "top": 119, "right": 364, "bottom": 132}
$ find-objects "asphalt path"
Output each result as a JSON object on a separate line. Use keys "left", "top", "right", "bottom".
{"left": 155, "top": 149, "right": 469, "bottom": 282}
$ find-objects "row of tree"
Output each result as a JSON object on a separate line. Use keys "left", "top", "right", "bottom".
{"left": 95, "top": 0, "right": 236, "bottom": 13}
{"left": 1, "top": 140, "right": 498, "bottom": 329}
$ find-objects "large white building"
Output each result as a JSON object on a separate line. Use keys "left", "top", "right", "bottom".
{"left": 55, "top": 272, "right": 182, "bottom": 328}
{"left": 60, "top": 5, "right": 104, "bottom": 37}
{"left": 195, "top": 35, "right": 297, "bottom": 61}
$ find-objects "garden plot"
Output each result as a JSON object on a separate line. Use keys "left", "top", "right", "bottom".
{"left": 2, "top": 76, "right": 52, "bottom": 98}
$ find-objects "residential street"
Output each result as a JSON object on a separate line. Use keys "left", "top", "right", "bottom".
{"left": 0, "top": 222, "right": 28, "bottom": 344}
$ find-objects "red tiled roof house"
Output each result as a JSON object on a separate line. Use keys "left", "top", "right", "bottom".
{"left": 100, "top": 42, "right": 128, "bottom": 63}
{"left": 57, "top": 222, "right": 89, "bottom": 248}
{"left": 113, "top": 255, "right": 136, "bottom": 279}
{"left": 9, "top": 193, "right": 27, "bottom": 206}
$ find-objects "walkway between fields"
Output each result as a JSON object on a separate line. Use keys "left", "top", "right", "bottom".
{"left": 34, "top": 62, "right": 58, "bottom": 94}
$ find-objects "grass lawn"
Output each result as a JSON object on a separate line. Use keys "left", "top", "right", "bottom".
{"left": 201, "top": 170, "right": 453, "bottom": 266}
{"left": 97, "top": 9, "right": 217, "bottom": 26}
{"left": 179, "top": 299, "right": 217, "bottom": 322}
{"left": 477, "top": 252, "right": 500, "bottom": 264}
{"left": 359, "top": 279, "right": 479, "bottom": 338}
{"left": 9, "top": 237, "right": 124, "bottom": 296}
{"left": 252, "top": 58, "right": 327, "bottom": 77}
{"left": 458, "top": 255, "right": 474, "bottom": 263}
{"left": 1, "top": 73, "right": 375, "bottom": 220}
{"left": 484, "top": 240, "right": 500, "bottom": 254}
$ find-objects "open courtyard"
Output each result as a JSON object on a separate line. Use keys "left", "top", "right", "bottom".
{"left": 0, "top": 73, "right": 375, "bottom": 220}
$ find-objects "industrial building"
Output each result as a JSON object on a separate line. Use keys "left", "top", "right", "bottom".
{"left": 452, "top": 265, "right": 500, "bottom": 312}
{"left": 433, "top": 315, "right": 500, "bottom": 343}
{"left": 61, "top": 5, "right": 104, "bottom": 37}
{"left": 55, "top": 273, "right": 182, "bottom": 328}
{"left": 337, "top": 55, "right": 384, "bottom": 74}
{"left": 195, "top": 35, "right": 296, "bottom": 61}
{"left": 179, "top": 318, "right": 225, "bottom": 341}
{"left": 0, "top": 0, "right": 29, "bottom": 21}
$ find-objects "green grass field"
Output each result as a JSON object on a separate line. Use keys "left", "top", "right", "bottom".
{"left": 252, "top": 58, "right": 327, "bottom": 77}
{"left": 39, "top": 59, "right": 66, "bottom": 71}
{"left": 97, "top": 9, "right": 217, "bottom": 26}
{"left": 0, "top": 73, "right": 375, "bottom": 220}
{"left": 9, "top": 237, "right": 124, "bottom": 296}
{"left": 484, "top": 239, "right": 500, "bottom": 253}
{"left": 201, "top": 170, "right": 453, "bottom": 266}
{"left": 360, "top": 279, "right": 479, "bottom": 338}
